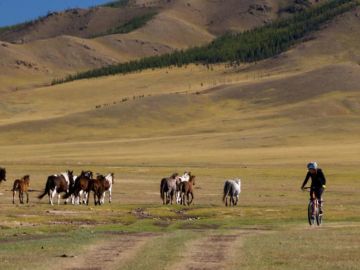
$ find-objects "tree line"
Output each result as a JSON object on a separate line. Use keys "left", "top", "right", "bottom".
{"left": 52, "top": 0, "right": 358, "bottom": 85}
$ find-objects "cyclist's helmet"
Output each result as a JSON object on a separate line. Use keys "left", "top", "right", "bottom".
{"left": 307, "top": 162, "right": 318, "bottom": 170}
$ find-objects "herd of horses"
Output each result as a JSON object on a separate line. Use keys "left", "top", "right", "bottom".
{"left": 0, "top": 167, "right": 242, "bottom": 207}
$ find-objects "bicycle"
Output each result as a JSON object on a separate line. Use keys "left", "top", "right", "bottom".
{"left": 303, "top": 187, "right": 323, "bottom": 226}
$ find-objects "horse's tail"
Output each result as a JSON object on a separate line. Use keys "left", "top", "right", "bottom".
{"left": 160, "top": 178, "right": 166, "bottom": 200}
{"left": 12, "top": 180, "right": 19, "bottom": 192}
{"left": 223, "top": 181, "right": 229, "bottom": 202}
{"left": 38, "top": 176, "right": 51, "bottom": 199}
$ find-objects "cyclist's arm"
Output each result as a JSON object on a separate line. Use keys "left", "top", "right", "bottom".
{"left": 301, "top": 172, "right": 310, "bottom": 189}
{"left": 319, "top": 169, "right": 327, "bottom": 187}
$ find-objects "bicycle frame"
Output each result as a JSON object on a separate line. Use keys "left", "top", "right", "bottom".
{"left": 304, "top": 187, "right": 322, "bottom": 226}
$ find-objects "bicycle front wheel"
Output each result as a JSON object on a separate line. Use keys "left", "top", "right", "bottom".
{"left": 308, "top": 202, "right": 315, "bottom": 226}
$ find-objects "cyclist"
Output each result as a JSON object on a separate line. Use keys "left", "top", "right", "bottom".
{"left": 301, "top": 162, "right": 327, "bottom": 214}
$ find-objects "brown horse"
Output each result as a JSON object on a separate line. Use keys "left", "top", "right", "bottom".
{"left": 0, "top": 167, "right": 6, "bottom": 183}
{"left": 179, "top": 175, "right": 196, "bottom": 206}
{"left": 87, "top": 175, "right": 107, "bottom": 206}
{"left": 12, "top": 175, "right": 30, "bottom": 204}
{"left": 66, "top": 171, "right": 93, "bottom": 204}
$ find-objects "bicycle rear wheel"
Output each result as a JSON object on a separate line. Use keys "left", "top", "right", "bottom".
{"left": 315, "top": 205, "right": 323, "bottom": 226}
{"left": 308, "top": 201, "right": 315, "bottom": 226}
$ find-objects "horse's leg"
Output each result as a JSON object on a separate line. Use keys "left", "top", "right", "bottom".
{"left": 101, "top": 192, "right": 105, "bottom": 204}
{"left": 19, "top": 190, "right": 24, "bottom": 204}
{"left": 94, "top": 192, "right": 97, "bottom": 206}
{"left": 109, "top": 188, "right": 112, "bottom": 203}
{"left": 50, "top": 190, "right": 57, "bottom": 206}
{"left": 58, "top": 193, "right": 61, "bottom": 205}
{"left": 12, "top": 191, "right": 15, "bottom": 204}
{"left": 189, "top": 191, "right": 194, "bottom": 205}
{"left": 83, "top": 192, "right": 88, "bottom": 205}
{"left": 26, "top": 191, "right": 29, "bottom": 204}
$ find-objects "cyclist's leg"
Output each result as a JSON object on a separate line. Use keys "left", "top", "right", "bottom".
{"left": 310, "top": 189, "right": 316, "bottom": 215}
{"left": 316, "top": 188, "right": 324, "bottom": 214}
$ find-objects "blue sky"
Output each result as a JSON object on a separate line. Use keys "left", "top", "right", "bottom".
{"left": 0, "top": 0, "right": 112, "bottom": 27}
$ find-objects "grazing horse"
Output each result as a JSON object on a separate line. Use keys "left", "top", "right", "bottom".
{"left": 179, "top": 175, "right": 196, "bottom": 206}
{"left": 38, "top": 171, "right": 74, "bottom": 205}
{"left": 223, "top": 179, "right": 241, "bottom": 207}
{"left": 12, "top": 175, "right": 30, "bottom": 204}
{"left": 160, "top": 173, "right": 179, "bottom": 205}
{"left": 0, "top": 167, "right": 6, "bottom": 183}
{"left": 87, "top": 175, "right": 107, "bottom": 206}
{"left": 98, "top": 173, "right": 115, "bottom": 204}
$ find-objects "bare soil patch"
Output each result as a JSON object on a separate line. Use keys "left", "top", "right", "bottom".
{"left": 61, "top": 232, "right": 158, "bottom": 270}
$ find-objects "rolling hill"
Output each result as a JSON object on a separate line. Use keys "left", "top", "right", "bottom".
{"left": 0, "top": 0, "right": 326, "bottom": 92}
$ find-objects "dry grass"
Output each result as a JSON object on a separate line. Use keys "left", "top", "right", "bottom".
{"left": 0, "top": 5, "right": 359, "bottom": 270}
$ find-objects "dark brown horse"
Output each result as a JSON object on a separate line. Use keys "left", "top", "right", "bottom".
{"left": 160, "top": 173, "right": 179, "bottom": 205}
{"left": 38, "top": 171, "right": 74, "bottom": 205}
{"left": 66, "top": 171, "right": 93, "bottom": 204}
{"left": 87, "top": 175, "right": 107, "bottom": 206}
{"left": 0, "top": 167, "right": 6, "bottom": 183}
{"left": 179, "top": 175, "right": 196, "bottom": 206}
{"left": 12, "top": 175, "right": 30, "bottom": 204}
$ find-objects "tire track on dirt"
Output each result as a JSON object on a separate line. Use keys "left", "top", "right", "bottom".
{"left": 60, "top": 232, "right": 158, "bottom": 270}
{"left": 170, "top": 230, "right": 260, "bottom": 270}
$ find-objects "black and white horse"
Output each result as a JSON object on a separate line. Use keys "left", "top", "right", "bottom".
{"left": 99, "top": 173, "right": 115, "bottom": 204}
{"left": 38, "top": 171, "right": 74, "bottom": 205}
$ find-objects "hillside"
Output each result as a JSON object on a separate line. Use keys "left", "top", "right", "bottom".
{"left": 0, "top": 0, "right": 325, "bottom": 92}
{"left": 0, "top": 4, "right": 359, "bottom": 147}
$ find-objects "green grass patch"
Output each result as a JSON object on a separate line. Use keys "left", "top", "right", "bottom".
{"left": 239, "top": 226, "right": 360, "bottom": 269}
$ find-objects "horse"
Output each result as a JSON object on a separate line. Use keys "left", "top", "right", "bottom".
{"left": 38, "top": 171, "right": 74, "bottom": 205}
{"left": 66, "top": 171, "right": 93, "bottom": 205}
{"left": 97, "top": 173, "right": 115, "bottom": 204}
{"left": 179, "top": 175, "right": 196, "bottom": 206}
{"left": 12, "top": 175, "right": 30, "bottom": 204}
{"left": 87, "top": 175, "right": 107, "bottom": 206}
{"left": 176, "top": 171, "right": 191, "bottom": 204}
{"left": 160, "top": 173, "right": 179, "bottom": 205}
{"left": 223, "top": 179, "right": 241, "bottom": 207}
{"left": 0, "top": 167, "right": 6, "bottom": 183}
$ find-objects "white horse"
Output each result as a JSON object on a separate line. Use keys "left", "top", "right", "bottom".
{"left": 223, "top": 179, "right": 241, "bottom": 207}
{"left": 176, "top": 172, "right": 191, "bottom": 204}
{"left": 100, "top": 173, "right": 115, "bottom": 204}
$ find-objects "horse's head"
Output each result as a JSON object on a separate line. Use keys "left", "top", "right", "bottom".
{"left": 96, "top": 174, "right": 105, "bottom": 181}
{"left": 171, "top": 173, "right": 179, "bottom": 179}
{"left": 67, "top": 170, "right": 74, "bottom": 182}
{"left": 190, "top": 175, "right": 196, "bottom": 185}
{"left": 97, "top": 175, "right": 106, "bottom": 181}
{"left": 23, "top": 175, "right": 30, "bottom": 181}
{"left": 81, "top": 170, "right": 93, "bottom": 179}
{"left": 0, "top": 168, "right": 6, "bottom": 182}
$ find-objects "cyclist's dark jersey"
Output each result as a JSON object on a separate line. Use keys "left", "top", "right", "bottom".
{"left": 302, "top": 168, "right": 326, "bottom": 189}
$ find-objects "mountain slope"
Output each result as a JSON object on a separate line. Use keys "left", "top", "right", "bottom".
{"left": 0, "top": 6, "right": 359, "bottom": 146}
{"left": 0, "top": 0, "right": 325, "bottom": 92}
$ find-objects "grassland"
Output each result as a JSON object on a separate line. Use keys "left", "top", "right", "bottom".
{"left": 0, "top": 3, "right": 359, "bottom": 270}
